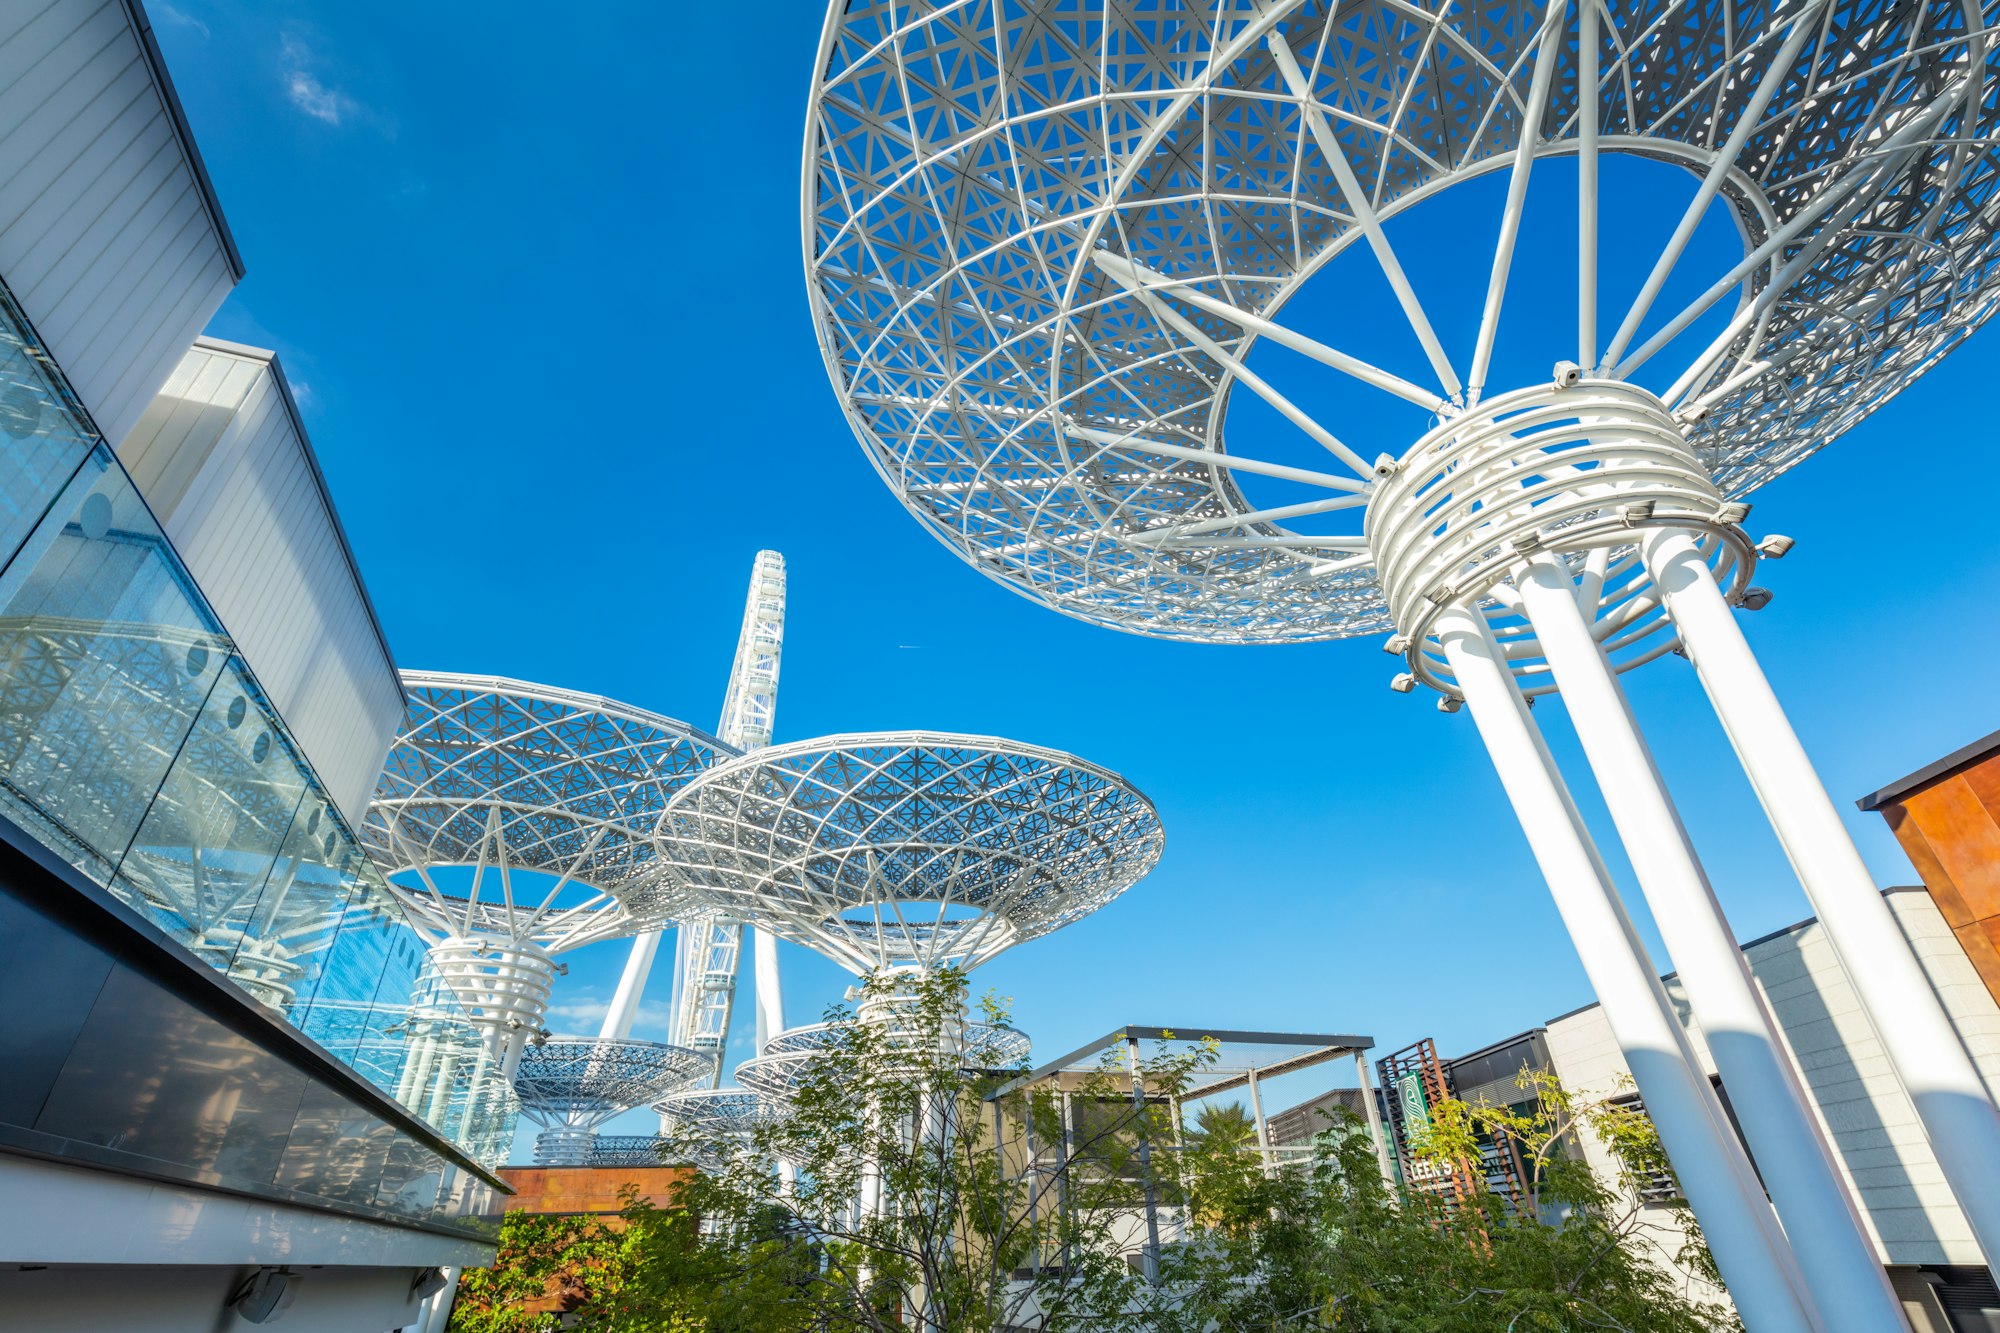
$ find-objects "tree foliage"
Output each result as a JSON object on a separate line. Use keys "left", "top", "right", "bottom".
{"left": 449, "top": 1209, "right": 628, "bottom": 1333}
{"left": 448, "top": 974, "right": 1739, "bottom": 1332}
{"left": 1157, "top": 1068, "right": 1740, "bottom": 1332}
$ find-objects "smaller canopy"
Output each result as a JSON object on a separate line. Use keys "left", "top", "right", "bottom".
{"left": 735, "top": 1020, "right": 1032, "bottom": 1101}
{"left": 511, "top": 1038, "right": 711, "bottom": 1124}
{"left": 660, "top": 732, "right": 1164, "bottom": 974}
{"left": 364, "top": 672, "right": 737, "bottom": 951}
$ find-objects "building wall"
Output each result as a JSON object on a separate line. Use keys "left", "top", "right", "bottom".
{"left": 118, "top": 338, "right": 402, "bottom": 825}
{"left": 496, "top": 1165, "right": 692, "bottom": 1217}
{"left": 1544, "top": 888, "right": 2000, "bottom": 1270}
{"left": 1864, "top": 735, "right": 2000, "bottom": 1008}
{"left": 0, "top": 1261, "right": 434, "bottom": 1333}
{"left": 0, "top": 0, "right": 240, "bottom": 445}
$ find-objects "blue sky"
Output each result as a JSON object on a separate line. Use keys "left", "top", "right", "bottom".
{"left": 151, "top": 2, "right": 2000, "bottom": 1142}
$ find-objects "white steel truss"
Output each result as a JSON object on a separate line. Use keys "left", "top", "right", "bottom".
{"left": 661, "top": 732, "right": 1164, "bottom": 974}
{"left": 362, "top": 672, "right": 735, "bottom": 1070}
{"left": 510, "top": 1037, "right": 710, "bottom": 1165}
{"left": 802, "top": 1, "right": 2000, "bottom": 1328}
{"left": 658, "top": 552, "right": 791, "bottom": 1083}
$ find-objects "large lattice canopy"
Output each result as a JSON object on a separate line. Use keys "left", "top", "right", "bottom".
{"left": 804, "top": 0, "right": 2000, "bottom": 642}
{"left": 363, "top": 672, "right": 737, "bottom": 949}
{"left": 512, "top": 1039, "right": 713, "bottom": 1122}
{"left": 660, "top": 732, "right": 1164, "bottom": 972}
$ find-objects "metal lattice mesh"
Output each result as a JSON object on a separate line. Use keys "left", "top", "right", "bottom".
{"left": 658, "top": 732, "right": 1164, "bottom": 972}
{"left": 511, "top": 1038, "right": 713, "bottom": 1126}
{"left": 363, "top": 672, "right": 738, "bottom": 949}
{"left": 805, "top": 0, "right": 2000, "bottom": 641}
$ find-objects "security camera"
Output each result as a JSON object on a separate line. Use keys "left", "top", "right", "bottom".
{"left": 230, "top": 1268, "right": 300, "bottom": 1325}
{"left": 1553, "top": 360, "right": 1583, "bottom": 389}
{"left": 411, "top": 1268, "right": 451, "bottom": 1302}
{"left": 1372, "top": 452, "right": 1401, "bottom": 478}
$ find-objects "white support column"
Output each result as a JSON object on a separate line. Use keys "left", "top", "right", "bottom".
{"left": 1647, "top": 528, "right": 2000, "bottom": 1269}
{"left": 601, "top": 929, "right": 662, "bottom": 1041}
{"left": 1246, "top": 1068, "right": 1274, "bottom": 1177}
{"left": 1437, "top": 604, "right": 1817, "bottom": 1333}
{"left": 1354, "top": 1051, "right": 1397, "bottom": 1189}
{"left": 1514, "top": 561, "right": 1907, "bottom": 1333}
{"left": 752, "top": 926, "right": 785, "bottom": 1054}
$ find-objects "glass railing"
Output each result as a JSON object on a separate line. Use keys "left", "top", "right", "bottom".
{"left": 0, "top": 281, "right": 516, "bottom": 1170}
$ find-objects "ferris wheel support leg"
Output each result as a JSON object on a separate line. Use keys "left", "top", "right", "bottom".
{"left": 601, "top": 929, "right": 663, "bottom": 1042}
{"left": 1647, "top": 528, "right": 2000, "bottom": 1269}
{"left": 753, "top": 926, "right": 785, "bottom": 1054}
{"left": 1516, "top": 559, "right": 1908, "bottom": 1333}
{"left": 1437, "top": 605, "right": 1816, "bottom": 1333}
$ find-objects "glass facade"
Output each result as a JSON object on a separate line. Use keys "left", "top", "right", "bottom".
{"left": 0, "top": 283, "right": 515, "bottom": 1167}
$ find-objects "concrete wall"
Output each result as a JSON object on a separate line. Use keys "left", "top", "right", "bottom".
{"left": 1545, "top": 888, "right": 2000, "bottom": 1269}
{"left": 0, "top": 0, "right": 239, "bottom": 445}
{"left": 117, "top": 338, "right": 401, "bottom": 826}
{"left": 0, "top": 1262, "right": 435, "bottom": 1333}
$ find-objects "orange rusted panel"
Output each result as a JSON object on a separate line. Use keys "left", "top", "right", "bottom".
{"left": 496, "top": 1165, "right": 693, "bottom": 1217}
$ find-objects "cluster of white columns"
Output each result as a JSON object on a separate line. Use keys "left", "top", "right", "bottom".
{"left": 1432, "top": 521, "right": 2000, "bottom": 1332}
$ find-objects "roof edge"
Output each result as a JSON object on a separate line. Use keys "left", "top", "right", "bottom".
{"left": 190, "top": 336, "right": 403, "bottom": 703}
{"left": 1856, "top": 727, "right": 2000, "bottom": 811}
{"left": 121, "top": 0, "right": 245, "bottom": 281}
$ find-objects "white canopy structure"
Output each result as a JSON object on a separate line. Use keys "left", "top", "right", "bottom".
{"left": 661, "top": 733, "right": 1165, "bottom": 974}
{"left": 362, "top": 672, "right": 735, "bottom": 1072}
{"left": 802, "top": 2, "right": 2000, "bottom": 1328}
{"left": 661, "top": 731, "right": 1160, "bottom": 1111}
{"left": 511, "top": 1038, "right": 710, "bottom": 1166}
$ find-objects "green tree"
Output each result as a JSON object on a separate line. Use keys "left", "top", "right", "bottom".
{"left": 629, "top": 969, "right": 1200, "bottom": 1332}
{"left": 1156, "top": 1068, "right": 1740, "bottom": 1332}
{"left": 449, "top": 1209, "right": 627, "bottom": 1333}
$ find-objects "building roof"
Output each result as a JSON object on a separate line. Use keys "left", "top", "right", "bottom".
{"left": 188, "top": 337, "right": 402, "bottom": 703}
{"left": 123, "top": 0, "right": 244, "bottom": 280}
{"left": 1856, "top": 729, "right": 2000, "bottom": 811}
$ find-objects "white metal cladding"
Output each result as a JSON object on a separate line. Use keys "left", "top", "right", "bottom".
{"left": 0, "top": 0, "right": 240, "bottom": 447}
{"left": 118, "top": 338, "right": 401, "bottom": 827}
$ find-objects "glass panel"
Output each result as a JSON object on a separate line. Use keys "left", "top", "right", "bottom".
{"left": 0, "top": 448, "right": 227, "bottom": 880}
{"left": 0, "top": 293, "right": 518, "bottom": 1167}
{"left": 113, "top": 655, "right": 310, "bottom": 962}
{"left": 0, "top": 323, "right": 96, "bottom": 570}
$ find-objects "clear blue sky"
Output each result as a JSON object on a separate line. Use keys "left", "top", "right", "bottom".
{"left": 151, "top": 2, "right": 2000, "bottom": 1140}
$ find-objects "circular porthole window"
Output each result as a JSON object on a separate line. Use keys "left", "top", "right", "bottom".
{"left": 307, "top": 809, "right": 321, "bottom": 835}
{"left": 226, "top": 696, "right": 247, "bottom": 729}
{"left": 185, "top": 646, "right": 209, "bottom": 677}
{"left": 77, "top": 492, "right": 112, "bottom": 541}
{"left": 252, "top": 733, "right": 271, "bottom": 763}
{"left": 323, "top": 832, "right": 337, "bottom": 859}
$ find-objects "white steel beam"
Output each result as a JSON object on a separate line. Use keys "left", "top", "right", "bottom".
{"left": 1266, "top": 34, "right": 1464, "bottom": 401}
{"left": 1514, "top": 557, "right": 1908, "bottom": 1333}
{"left": 1437, "top": 603, "right": 1818, "bottom": 1333}
{"left": 1647, "top": 528, "right": 2000, "bottom": 1272}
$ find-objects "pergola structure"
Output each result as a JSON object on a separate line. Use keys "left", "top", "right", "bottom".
{"left": 987, "top": 1026, "right": 1391, "bottom": 1284}
{"left": 362, "top": 672, "right": 735, "bottom": 1074}
{"left": 802, "top": 2, "right": 2000, "bottom": 1328}
{"left": 511, "top": 1038, "right": 711, "bottom": 1166}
